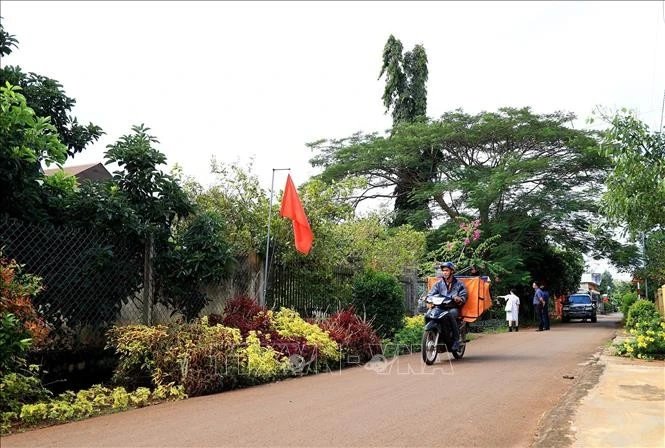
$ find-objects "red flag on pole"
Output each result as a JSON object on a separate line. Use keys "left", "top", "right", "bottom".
{"left": 279, "top": 174, "right": 313, "bottom": 255}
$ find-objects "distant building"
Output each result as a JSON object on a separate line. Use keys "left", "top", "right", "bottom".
{"left": 43, "top": 163, "right": 112, "bottom": 184}
{"left": 579, "top": 273, "right": 601, "bottom": 293}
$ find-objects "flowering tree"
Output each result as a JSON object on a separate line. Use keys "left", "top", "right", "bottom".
{"left": 424, "top": 218, "right": 506, "bottom": 280}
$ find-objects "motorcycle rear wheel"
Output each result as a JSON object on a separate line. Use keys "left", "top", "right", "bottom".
{"left": 422, "top": 330, "right": 439, "bottom": 365}
{"left": 452, "top": 324, "right": 467, "bottom": 359}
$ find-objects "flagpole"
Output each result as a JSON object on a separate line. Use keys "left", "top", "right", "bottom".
{"left": 263, "top": 167, "right": 290, "bottom": 306}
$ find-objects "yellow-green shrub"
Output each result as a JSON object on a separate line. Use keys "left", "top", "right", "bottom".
{"left": 9, "top": 384, "right": 186, "bottom": 433}
{"left": 273, "top": 308, "right": 340, "bottom": 363}
{"left": 240, "top": 331, "right": 290, "bottom": 381}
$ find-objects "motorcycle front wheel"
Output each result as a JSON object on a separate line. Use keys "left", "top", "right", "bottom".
{"left": 422, "top": 330, "right": 439, "bottom": 365}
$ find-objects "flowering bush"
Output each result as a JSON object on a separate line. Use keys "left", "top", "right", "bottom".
{"left": 615, "top": 300, "right": 665, "bottom": 360}
{"left": 319, "top": 307, "right": 382, "bottom": 364}
{"left": 426, "top": 217, "right": 505, "bottom": 279}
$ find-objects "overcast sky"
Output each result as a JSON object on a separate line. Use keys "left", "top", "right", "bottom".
{"left": 3, "top": 1, "right": 663, "bottom": 278}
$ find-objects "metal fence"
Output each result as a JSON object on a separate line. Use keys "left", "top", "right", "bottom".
{"left": 266, "top": 264, "right": 426, "bottom": 318}
{"left": 1, "top": 217, "right": 430, "bottom": 329}
{"left": 0, "top": 217, "right": 144, "bottom": 327}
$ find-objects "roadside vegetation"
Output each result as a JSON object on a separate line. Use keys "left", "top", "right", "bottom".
{"left": 1, "top": 24, "right": 663, "bottom": 434}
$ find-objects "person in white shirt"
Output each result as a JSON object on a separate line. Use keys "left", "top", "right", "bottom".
{"left": 501, "top": 290, "right": 520, "bottom": 332}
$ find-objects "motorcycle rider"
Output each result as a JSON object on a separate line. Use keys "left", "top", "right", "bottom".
{"left": 427, "top": 262, "right": 468, "bottom": 351}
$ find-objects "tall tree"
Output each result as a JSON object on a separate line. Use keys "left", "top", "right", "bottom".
{"left": 596, "top": 110, "right": 665, "bottom": 235}
{"left": 310, "top": 107, "right": 612, "bottom": 253}
{"left": 378, "top": 35, "right": 431, "bottom": 229}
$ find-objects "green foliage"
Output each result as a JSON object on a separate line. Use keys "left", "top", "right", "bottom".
{"left": 157, "top": 211, "right": 236, "bottom": 320}
{"left": 633, "top": 230, "right": 665, "bottom": 298}
{"left": 612, "top": 281, "right": 633, "bottom": 298}
{"left": 426, "top": 217, "right": 506, "bottom": 280}
{"left": 615, "top": 299, "right": 665, "bottom": 360}
{"left": 595, "top": 109, "right": 665, "bottom": 235}
{"left": 240, "top": 331, "right": 290, "bottom": 381}
{"left": 105, "top": 124, "right": 193, "bottom": 240}
{"left": 352, "top": 269, "right": 405, "bottom": 338}
{"left": 330, "top": 216, "right": 427, "bottom": 277}
{"left": 0, "top": 314, "right": 31, "bottom": 374}
{"left": 0, "top": 255, "right": 50, "bottom": 370}
{"left": 273, "top": 308, "right": 341, "bottom": 363}
{"left": 620, "top": 291, "right": 639, "bottom": 317}
{"left": 383, "top": 314, "right": 424, "bottom": 357}
{"left": 0, "top": 366, "right": 50, "bottom": 414}
{"left": 107, "top": 321, "right": 246, "bottom": 396}
{"left": 190, "top": 159, "right": 270, "bottom": 258}
{"left": 0, "top": 21, "right": 18, "bottom": 57}
{"left": 625, "top": 300, "right": 660, "bottom": 331}
{"left": 106, "top": 311, "right": 346, "bottom": 396}
{"left": 310, "top": 107, "right": 611, "bottom": 257}
{"left": 378, "top": 34, "right": 431, "bottom": 228}
{"left": 598, "top": 271, "right": 615, "bottom": 295}
{"left": 0, "top": 82, "right": 68, "bottom": 221}
{"left": 6, "top": 383, "right": 184, "bottom": 433}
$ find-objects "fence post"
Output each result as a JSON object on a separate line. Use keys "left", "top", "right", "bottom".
{"left": 143, "top": 234, "right": 154, "bottom": 326}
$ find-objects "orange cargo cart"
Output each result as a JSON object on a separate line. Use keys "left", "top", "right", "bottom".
{"left": 425, "top": 275, "right": 492, "bottom": 322}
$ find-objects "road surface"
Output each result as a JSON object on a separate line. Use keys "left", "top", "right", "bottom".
{"left": 2, "top": 315, "right": 620, "bottom": 447}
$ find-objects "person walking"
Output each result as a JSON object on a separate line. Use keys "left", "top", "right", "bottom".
{"left": 502, "top": 290, "right": 520, "bottom": 332}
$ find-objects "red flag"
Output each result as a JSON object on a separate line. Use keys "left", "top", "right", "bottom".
{"left": 279, "top": 174, "right": 313, "bottom": 255}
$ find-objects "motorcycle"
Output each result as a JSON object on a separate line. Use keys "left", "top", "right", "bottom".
{"left": 421, "top": 295, "right": 468, "bottom": 364}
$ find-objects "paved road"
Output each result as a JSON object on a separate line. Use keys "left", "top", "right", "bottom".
{"left": 2, "top": 315, "right": 621, "bottom": 448}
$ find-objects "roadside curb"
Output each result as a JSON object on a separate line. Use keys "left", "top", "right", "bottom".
{"left": 531, "top": 346, "right": 607, "bottom": 448}
{"left": 532, "top": 323, "right": 665, "bottom": 448}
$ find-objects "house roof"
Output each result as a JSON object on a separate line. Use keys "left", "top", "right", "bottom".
{"left": 43, "top": 163, "right": 112, "bottom": 183}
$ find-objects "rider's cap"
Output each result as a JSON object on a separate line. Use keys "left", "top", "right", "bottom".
{"left": 440, "top": 261, "right": 456, "bottom": 271}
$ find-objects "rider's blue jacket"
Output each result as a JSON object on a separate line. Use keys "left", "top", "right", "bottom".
{"left": 427, "top": 277, "right": 468, "bottom": 305}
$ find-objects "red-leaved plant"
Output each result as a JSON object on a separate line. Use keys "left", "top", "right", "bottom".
{"left": 319, "top": 307, "right": 382, "bottom": 364}
{"left": 0, "top": 256, "right": 50, "bottom": 346}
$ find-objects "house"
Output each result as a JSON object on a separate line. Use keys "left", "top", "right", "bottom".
{"left": 43, "top": 163, "right": 112, "bottom": 184}
{"left": 579, "top": 273, "right": 601, "bottom": 293}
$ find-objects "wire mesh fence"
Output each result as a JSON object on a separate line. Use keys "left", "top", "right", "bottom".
{"left": 0, "top": 217, "right": 144, "bottom": 328}
{"left": 2, "top": 217, "right": 429, "bottom": 329}
{"left": 266, "top": 264, "right": 425, "bottom": 318}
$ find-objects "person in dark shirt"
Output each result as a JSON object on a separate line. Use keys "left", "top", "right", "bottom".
{"left": 532, "top": 282, "right": 546, "bottom": 331}
{"left": 540, "top": 284, "right": 551, "bottom": 330}
{"left": 427, "top": 262, "right": 468, "bottom": 351}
